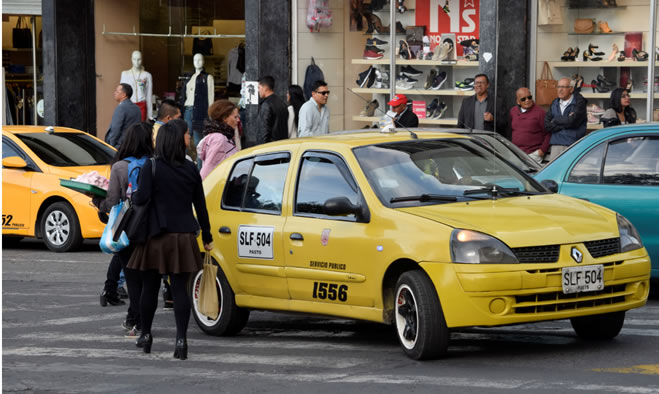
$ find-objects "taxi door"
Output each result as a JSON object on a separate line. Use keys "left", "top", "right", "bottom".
{"left": 2, "top": 138, "right": 33, "bottom": 235}
{"left": 214, "top": 153, "right": 291, "bottom": 300}
{"left": 283, "top": 151, "right": 376, "bottom": 308}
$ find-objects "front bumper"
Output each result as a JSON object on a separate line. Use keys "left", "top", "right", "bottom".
{"left": 420, "top": 246, "right": 650, "bottom": 328}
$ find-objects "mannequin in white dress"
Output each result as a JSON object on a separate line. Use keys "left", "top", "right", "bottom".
{"left": 120, "top": 50, "right": 153, "bottom": 120}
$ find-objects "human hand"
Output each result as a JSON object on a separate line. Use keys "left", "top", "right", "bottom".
{"left": 484, "top": 112, "right": 494, "bottom": 122}
{"left": 537, "top": 149, "right": 544, "bottom": 158}
{"left": 203, "top": 242, "right": 214, "bottom": 251}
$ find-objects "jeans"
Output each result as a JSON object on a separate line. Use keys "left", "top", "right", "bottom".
{"left": 184, "top": 106, "right": 203, "bottom": 168}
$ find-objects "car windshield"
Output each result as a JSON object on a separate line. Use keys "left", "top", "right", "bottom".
{"left": 471, "top": 134, "right": 541, "bottom": 173}
{"left": 353, "top": 138, "right": 545, "bottom": 207}
{"left": 15, "top": 132, "right": 115, "bottom": 166}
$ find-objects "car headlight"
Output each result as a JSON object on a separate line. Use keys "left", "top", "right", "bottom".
{"left": 617, "top": 214, "right": 643, "bottom": 252}
{"left": 450, "top": 229, "right": 518, "bottom": 264}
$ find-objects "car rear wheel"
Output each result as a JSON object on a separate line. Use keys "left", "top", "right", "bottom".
{"left": 570, "top": 311, "right": 625, "bottom": 340}
{"left": 41, "top": 202, "right": 82, "bottom": 253}
{"left": 190, "top": 259, "right": 249, "bottom": 336}
{"left": 394, "top": 270, "right": 449, "bottom": 360}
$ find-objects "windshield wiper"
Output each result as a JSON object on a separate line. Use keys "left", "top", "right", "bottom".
{"left": 463, "top": 185, "right": 538, "bottom": 198}
{"left": 390, "top": 194, "right": 458, "bottom": 203}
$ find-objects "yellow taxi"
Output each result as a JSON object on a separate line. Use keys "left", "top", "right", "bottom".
{"left": 191, "top": 129, "right": 651, "bottom": 360}
{"left": 2, "top": 126, "right": 114, "bottom": 252}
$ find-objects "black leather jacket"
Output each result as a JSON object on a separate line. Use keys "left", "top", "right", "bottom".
{"left": 256, "top": 94, "right": 289, "bottom": 144}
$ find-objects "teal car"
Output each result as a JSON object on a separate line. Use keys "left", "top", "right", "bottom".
{"left": 535, "top": 124, "right": 659, "bottom": 278}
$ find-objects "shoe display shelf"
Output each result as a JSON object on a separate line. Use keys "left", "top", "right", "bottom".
{"left": 352, "top": 59, "right": 477, "bottom": 67}
{"left": 352, "top": 115, "right": 458, "bottom": 125}
{"left": 352, "top": 87, "right": 476, "bottom": 96}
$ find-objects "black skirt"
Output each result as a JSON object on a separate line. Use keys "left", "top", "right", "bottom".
{"left": 127, "top": 232, "right": 202, "bottom": 274}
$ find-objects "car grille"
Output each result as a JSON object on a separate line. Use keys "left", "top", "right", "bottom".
{"left": 513, "top": 284, "right": 627, "bottom": 314}
{"left": 512, "top": 245, "right": 560, "bottom": 263}
{"left": 584, "top": 238, "right": 621, "bottom": 258}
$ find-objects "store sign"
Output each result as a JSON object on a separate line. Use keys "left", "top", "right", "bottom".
{"left": 412, "top": 101, "right": 426, "bottom": 119}
{"left": 415, "top": 0, "right": 480, "bottom": 55}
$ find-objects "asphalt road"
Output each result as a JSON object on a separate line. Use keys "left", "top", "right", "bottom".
{"left": 3, "top": 239, "right": 659, "bottom": 394}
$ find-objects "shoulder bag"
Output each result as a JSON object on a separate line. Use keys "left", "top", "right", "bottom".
{"left": 114, "top": 158, "right": 156, "bottom": 243}
{"left": 574, "top": 18, "right": 595, "bottom": 34}
{"left": 13, "top": 17, "right": 32, "bottom": 49}
{"left": 535, "top": 62, "right": 558, "bottom": 106}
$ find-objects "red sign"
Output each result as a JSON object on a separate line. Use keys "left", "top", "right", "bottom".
{"left": 415, "top": 0, "right": 480, "bottom": 56}
{"left": 412, "top": 101, "right": 427, "bottom": 119}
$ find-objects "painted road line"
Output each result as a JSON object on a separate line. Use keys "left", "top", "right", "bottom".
{"left": 2, "top": 347, "right": 365, "bottom": 368}
{"left": 594, "top": 364, "right": 659, "bottom": 375}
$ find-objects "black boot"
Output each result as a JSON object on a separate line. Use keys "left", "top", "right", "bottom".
{"left": 100, "top": 290, "right": 125, "bottom": 307}
{"left": 136, "top": 333, "right": 153, "bottom": 354}
{"left": 173, "top": 339, "right": 188, "bottom": 360}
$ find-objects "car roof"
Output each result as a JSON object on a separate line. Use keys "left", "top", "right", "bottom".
{"left": 583, "top": 122, "right": 659, "bottom": 140}
{"left": 3, "top": 125, "right": 87, "bottom": 135}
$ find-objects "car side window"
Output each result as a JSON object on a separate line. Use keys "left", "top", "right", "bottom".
{"left": 243, "top": 155, "right": 290, "bottom": 213}
{"left": 2, "top": 140, "right": 21, "bottom": 159}
{"left": 222, "top": 158, "right": 254, "bottom": 209}
{"left": 567, "top": 143, "right": 605, "bottom": 184}
{"left": 295, "top": 153, "right": 360, "bottom": 220}
{"left": 602, "top": 136, "right": 659, "bottom": 186}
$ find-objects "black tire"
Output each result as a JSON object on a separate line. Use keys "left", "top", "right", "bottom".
{"left": 40, "top": 202, "right": 83, "bottom": 253}
{"left": 394, "top": 270, "right": 449, "bottom": 360}
{"left": 190, "top": 259, "right": 249, "bottom": 336}
{"left": 570, "top": 311, "right": 626, "bottom": 340}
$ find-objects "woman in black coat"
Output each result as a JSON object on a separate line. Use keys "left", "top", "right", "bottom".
{"left": 127, "top": 119, "right": 213, "bottom": 360}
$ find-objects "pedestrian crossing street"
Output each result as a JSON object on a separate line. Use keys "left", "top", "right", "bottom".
{"left": 3, "top": 282, "right": 659, "bottom": 393}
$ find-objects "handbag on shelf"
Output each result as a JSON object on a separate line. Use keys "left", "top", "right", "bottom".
{"left": 536, "top": 62, "right": 558, "bottom": 106}
{"left": 198, "top": 253, "right": 219, "bottom": 320}
{"left": 12, "top": 16, "right": 32, "bottom": 49}
{"left": 574, "top": 18, "right": 595, "bottom": 34}
{"left": 193, "top": 30, "right": 213, "bottom": 56}
{"left": 100, "top": 201, "right": 130, "bottom": 254}
{"left": 114, "top": 158, "right": 156, "bottom": 244}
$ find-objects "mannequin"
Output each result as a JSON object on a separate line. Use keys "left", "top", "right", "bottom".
{"left": 120, "top": 50, "right": 153, "bottom": 120}
{"left": 180, "top": 53, "right": 215, "bottom": 160}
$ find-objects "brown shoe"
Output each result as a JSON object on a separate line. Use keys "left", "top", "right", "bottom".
{"left": 599, "top": 20, "right": 613, "bottom": 33}
{"left": 367, "top": 13, "right": 389, "bottom": 34}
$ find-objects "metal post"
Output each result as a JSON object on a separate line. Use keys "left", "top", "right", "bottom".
{"left": 647, "top": 0, "right": 657, "bottom": 122}
{"left": 389, "top": 0, "right": 396, "bottom": 100}
{"left": 31, "top": 16, "right": 38, "bottom": 125}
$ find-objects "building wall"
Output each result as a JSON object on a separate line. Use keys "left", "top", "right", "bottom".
{"left": 94, "top": 0, "right": 140, "bottom": 140}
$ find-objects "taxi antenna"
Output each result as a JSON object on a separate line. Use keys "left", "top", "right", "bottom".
{"left": 346, "top": 88, "right": 418, "bottom": 139}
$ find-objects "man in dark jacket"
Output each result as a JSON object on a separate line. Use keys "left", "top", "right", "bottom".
{"left": 106, "top": 83, "right": 141, "bottom": 148}
{"left": 388, "top": 94, "right": 418, "bottom": 128}
{"left": 457, "top": 73, "right": 494, "bottom": 131}
{"left": 255, "top": 76, "right": 289, "bottom": 145}
{"left": 544, "top": 77, "right": 587, "bottom": 161}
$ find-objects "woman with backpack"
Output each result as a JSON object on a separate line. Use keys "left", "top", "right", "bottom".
{"left": 127, "top": 119, "right": 213, "bottom": 360}
{"left": 93, "top": 122, "right": 154, "bottom": 334}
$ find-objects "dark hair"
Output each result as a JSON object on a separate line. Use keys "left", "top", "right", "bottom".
{"left": 157, "top": 99, "right": 180, "bottom": 120}
{"left": 312, "top": 80, "right": 328, "bottom": 92}
{"left": 119, "top": 83, "right": 133, "bottom": 99}
{"left": 288, "top": 85, "right": 305, "bottom": 127}
{"left": 258, "top": 76, "right": 275, "bottom": 91}
{"left": 155, "top": 118, "right": 188, "bottom": 166}
{"left": 112, "top": 122, "right": 154, "bottom": 164}
{"left": 474, "top": 74, "right": 489, "bottom": 84}
{"left": 208, "top": 99, "right": 238, "bottom": 123}
{"left": 609, "top": 88, "right": 637, "bottom": 123}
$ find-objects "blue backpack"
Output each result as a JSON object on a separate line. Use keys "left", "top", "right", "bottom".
{"left": 125, "top": 156, "right": 148, "bottom": 196}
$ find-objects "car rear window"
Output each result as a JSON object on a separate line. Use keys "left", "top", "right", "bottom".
{"left": 15, "top": 132, "right": 115, "bottom": 166}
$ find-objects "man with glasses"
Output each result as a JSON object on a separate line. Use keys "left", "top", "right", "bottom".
{"left": 298, "top": 80, "right": 331, "bottom": 137}
{"left": 457, "top": 73, "right": 494, "bottom": 131}
{"left": 256, "top": 75, "right": 289, "bottom": 145}
{"left": 510, "top": 87, "right": 549, "bottom": 164}
{"left": 544, "top": 77, "right": 587, "bottom": 162}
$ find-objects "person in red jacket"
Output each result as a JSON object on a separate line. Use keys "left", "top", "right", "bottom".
{"left": 509, "top": 87, "right": 550, "bottom": 164}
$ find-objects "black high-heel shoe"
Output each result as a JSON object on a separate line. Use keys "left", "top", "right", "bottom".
{"left": 136, "top": 333, "right": 153, "bottom": 354}
{"left": 173, "top": 339, "right": 188, "bottom": 360}
{"left": 632, "top": 48, "right": 649, "bottom": 61}
{"left": 591, "top": 80, "right": 610, "bottom": 93}
{"left": 589, "top": 43, "right": 605, "bottom": 56}
{"left": 597, "top": 74, "right": 616, "bottom": 87}
{"left": 561, "top": 47, "right": 574, "bottom": 61}
{"left": 584, "top": 51, "right": 602, "bottom": 61}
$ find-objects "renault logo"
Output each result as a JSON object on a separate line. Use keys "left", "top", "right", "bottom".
{"left": 571, "top": 247, "right": 583, "bottom": 263}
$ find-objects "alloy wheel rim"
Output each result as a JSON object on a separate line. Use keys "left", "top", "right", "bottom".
{"left": 395, "top": 284, "right": 419, "bottom": 349}
{"left": 44, "top": 210, "right": 70, "bottom": 246}
{"left": 192, "top": 269, "right": 223, "bottom": 327}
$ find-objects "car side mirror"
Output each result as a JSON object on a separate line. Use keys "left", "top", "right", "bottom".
{"left": 541, "top": 179, "right": 558, "bottom": 193}
{"left": 324, "top": 197, "right": 360, "bottom": 216}
{"left": 2, "top": 156, "right": 28, "bottom": 169}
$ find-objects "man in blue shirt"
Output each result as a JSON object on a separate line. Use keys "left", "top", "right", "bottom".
{"left": 298, "top": 80, "right": 330, "bottom": 137}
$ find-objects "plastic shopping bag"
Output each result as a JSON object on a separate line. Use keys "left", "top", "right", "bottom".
{"left": 198, "top": 253, "right": 219, "bottom": 319}
{"left": 99, "top": 201, "right": 130, "bottom": 254}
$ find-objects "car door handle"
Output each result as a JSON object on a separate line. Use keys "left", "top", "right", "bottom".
{"left": 219, "top": 226, "right": 231, "bottom": 234}
{"left": 290, "top": 233, "right": 304, "bottom": 241}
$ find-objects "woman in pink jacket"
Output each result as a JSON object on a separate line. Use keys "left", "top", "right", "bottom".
{"left": 197, "top": 100, "right": 241, "bottom": 180}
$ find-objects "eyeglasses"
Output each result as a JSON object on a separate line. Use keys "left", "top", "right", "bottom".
{"left": 557, "top": 85, "right": 572, "bottom": 89}
{"left": 315, "top": 90, "right": 330, "bottom": 96}
{"left": 520, "top": 95, "right": 533, "bottom": 102}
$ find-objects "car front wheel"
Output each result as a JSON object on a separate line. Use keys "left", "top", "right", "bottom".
{"left": 394, "top": 270, "right": 449, "bottom": 360}
{"left": 570, "top": 311, "right": 625, "bottom": 340}
{"left": 190, "top": 259, "right": 249, "bottom": 336}
{"left": 41, "top": 202, "right": 82, "bottom": 252}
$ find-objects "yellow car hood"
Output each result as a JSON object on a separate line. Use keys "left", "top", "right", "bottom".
{"left": 45, "top": 165, "right": 111, "bottom": 180}
{"left": 398, "top": 194, "right": 618, "bottom": 247}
